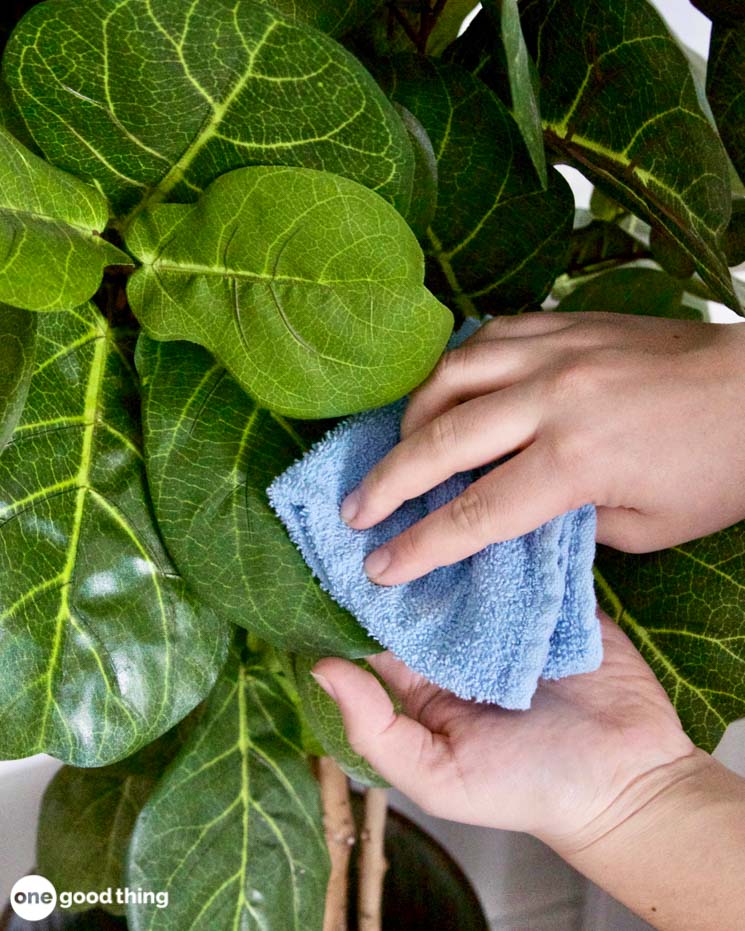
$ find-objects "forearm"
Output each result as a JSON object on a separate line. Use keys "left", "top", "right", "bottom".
{"left": 549, "top": 750, "right": 745, "bottom": 930}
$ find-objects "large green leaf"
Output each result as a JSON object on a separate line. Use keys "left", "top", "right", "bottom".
{"left": 707, "top": 21, "right": 745, "bottom": 187}
{"left": 292, "top": 654, "right": 387, "bottom": 786}
{"left": 382, "top": 59, "right": 573, "bottom": 316}
{"left": 482, "top": 0, "right": 547, "bottom": 186}
{"left": 555, "top": 267, "right": 701, "bottom": 319}
{"left": 595, "top": 525, "right": 745, "bottom": 752}
{"left": 0, "top": 304, "right": 36, "bottom": 451}
{"left": 0, "top": 303, "right": 229, "bottom": 766}
{"left": 521, "top": 0, "right": 737, "bottom": 310}
{"left": 136, "top": 335, "right": 377, "bottom": 656}
{"left": 4, "top": 0, "right": 414, "bottom": 219}
{"left": 0, "top": 126, "right": 128, "bottom": 312}
{"left": 126, "top": 165, "right": 452, "bottom": 417}
{"left": 256, "top": 0, "right": 381, "bottom": 36}
{"left": 127, "top": 635, "right": 329, "bottom": 931}
{"left": 36, "top": 716, "right": 198, "bottom": 914}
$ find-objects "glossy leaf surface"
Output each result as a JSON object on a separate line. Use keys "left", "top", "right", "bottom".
{"left": 127, "top": 166, "right": 452, "bottom": 417}
{"left": 383, "top": 59, "right": 573, "bottom": 316}
{"left": 136, "top": 336, "right": 377, "bottom": 656}
{"left": 4, "top": 0, "right": 414, "bottom": 217}
{"left": 0, "top": 126, "right": 128, "bottom": 311}
{"left": 127, "top": 637, "right": 328, "bottom": 931}
{"left": 595, "top": 526, "right": 745, "bottom": 752}
{"left": 0, "top": 304, "right": 228, "bottom": 765}
{"left": 522, "top": 0, "right": 737, "bottom": 309}
{"left": 0, "top": 303, "right": 36, "bottom": 451}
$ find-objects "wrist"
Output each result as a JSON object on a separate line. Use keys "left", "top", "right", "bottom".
{"left": 540, "top": 747, "right": 716, "bottom": 860}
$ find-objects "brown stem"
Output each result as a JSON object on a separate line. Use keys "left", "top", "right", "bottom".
{"left": 358, "top": 788, "right": 389, "bottom": 931}
{"left": 318, "top": 757, "right": 355, "bottom": 931}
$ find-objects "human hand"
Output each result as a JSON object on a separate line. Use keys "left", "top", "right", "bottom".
{"left": 312, "top": 611, "right": 700, "bottom": 853}
{"left": 340, "top": 313, "right": 745, "bottom": 585}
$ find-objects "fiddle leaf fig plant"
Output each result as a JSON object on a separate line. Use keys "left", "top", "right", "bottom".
{"left": 0, "top": 0, "right": 744, "bottom": 927}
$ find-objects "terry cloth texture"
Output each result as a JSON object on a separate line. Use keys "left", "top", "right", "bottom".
{"left": 268, "top": 320, "right": 601, "bottom": 709}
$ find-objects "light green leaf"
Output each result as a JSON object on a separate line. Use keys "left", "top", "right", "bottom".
{"left": 0, "top": 303, "right": 229, "bottom": 766}
{"left": 4, "top": 0, "right": 414, "bottom": 219}
{"left": 521, "top": 0, "right": 738, "bottom": 311}
{"left": 595, "top": 525, "right": 745, "bottom": 752}
{"left": 127, "top": 166, "right": 452, "bottom": 418}
{"left": 707, "top": 21, "right": 745, "bottom": 187}
{"left": 136, "top": 335, "right": 378, "bottom": 656}
{"left": 382, "top": 59, "right": 573, "bottom": 316}
{"left": 127, "top": 635, "right": 329, "bottom": 931}
{"left": 36, "top": 716, "right": 198, "bottom": 914}
{"left": 0, "top": 126, "right": 129, "bottom": 312}
{"left": 482, "top": 0, "right": 547, "bottom": 187}
{"left": 0, "top": 304, "right": 36, "bottom": 451}
{"left": 555, "top": 267, "right": 701, "bottom": 319}
{"left": 292, "top": 654, "right": 387, "bottom": 786}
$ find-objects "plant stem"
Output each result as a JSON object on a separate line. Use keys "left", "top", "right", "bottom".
{"left": 358, "top": 788, "right": 389, "bottom": 931}
{"left": 318, "top": 757, "right": 355, "bottom": 931}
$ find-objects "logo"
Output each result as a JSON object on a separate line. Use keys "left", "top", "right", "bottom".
{"left": 9, "top": 875, "right": 57, "bottom": 921}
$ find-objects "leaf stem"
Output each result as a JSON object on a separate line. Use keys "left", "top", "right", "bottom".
{"left": 319, "top": 757, "right": 355, "bottom": 931}
{"left": 358, "top": 787, "right": 389, "bottom": 931}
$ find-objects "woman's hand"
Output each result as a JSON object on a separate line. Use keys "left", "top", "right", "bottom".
{"left": 341, "top": 313, "right": 745, "bottom": 586}
{"left": 312, "top": 611, "right": 697, "bottom": 852}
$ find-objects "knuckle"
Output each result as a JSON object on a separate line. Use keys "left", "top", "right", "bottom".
{"left": 428, "top": 411, "right": 459, "bottom": 454}
{"left": 551, "top": 355, "right": 600, "bottom": 398}
{"left": 449, "top": 487, "right": 491, "bottom": 535}
{"left": 433, "top": 345, "right": 469, "bottom": 384}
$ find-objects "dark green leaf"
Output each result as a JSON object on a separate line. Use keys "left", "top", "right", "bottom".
{"left": 595, "top": 525, "right": 745, "bottom": 752}
{"left": 0, "top": 303, "right": 36, "bottom": 451}
{"left": 650, "top": 227, "right": 696, "bottom": 279}
{"left": 707, "top": 21, "right": 745, "bottom": 187}
{"left": 347, "top": 0, "right": 478, "bottom": 58}
{"left": 127, "top": 635, "right": 329, "bottom": 931}
{"left": 382, "top": 59, "right": 573, "bottom": 316}
{"left": 4, "top": 0, "right": 414, "bottom": 219}
{"left": 394, "top": 104, "right": 438, "bottom": 240}
{"left": 255, "top": 0, "right": 381, "bottom": 36}
{"left": 126, "top": 165, "right": 452, "bottom": 418}
{"left": 0, "top": 126, "right": 129, "bottom": 312}
{"left": 723, "top": 196, "right": 745, "bottom": 266}
{"left": 0, "top": 303, "right": 229, "bottom": 766}
{"left": 292, "top": 654, "right": 387, "bottom": 786}
{"left": 522, "top": 0, "right": 738, "bottom": 310}
{"left": 36, "top": 717, "right": 197, "bottom": 914}
{"left": 555, "top": 267, "right": 700, "bottom": 319}
{"left": 482, "top": 0, "right": 547, "bottom": 186}
{"left": 690, "top": 0, "right": 745, "bottom": 23}
{"left": 135, "top": 335, "right": 377, "bottom": 657}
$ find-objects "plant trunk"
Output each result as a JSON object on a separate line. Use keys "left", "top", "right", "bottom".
{"left": 358, "top": 787, "right": 389, "bottom": 931}
{"left": 318, "top": 756, "right": 355, "bottom": 931}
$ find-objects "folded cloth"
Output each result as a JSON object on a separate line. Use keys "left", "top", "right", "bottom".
{"left": 268, "top": 320, "right": 601, "bottom": 709}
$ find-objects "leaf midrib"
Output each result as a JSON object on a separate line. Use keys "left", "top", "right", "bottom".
{"left": 39, "top": 316, "right": 109, "bottom": 747}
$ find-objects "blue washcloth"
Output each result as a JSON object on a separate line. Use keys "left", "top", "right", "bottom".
{"left": 268, "top": 320, "right": 601, "bottom": 709}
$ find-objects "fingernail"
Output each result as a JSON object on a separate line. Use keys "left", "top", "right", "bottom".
{"left": 310, "top": 671, "right": 337, "bottom": 702}
{"left": 340, "top": 488, "right": 360, "bottom": 524}
{"left": 364, "top": 546, "right": 391, "bottom": 580}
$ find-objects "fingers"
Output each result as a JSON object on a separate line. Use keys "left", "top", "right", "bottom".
{"left": 361, "top": 442, "right": 578, "bottom": 586}
{"left": 401, "top": 338, "right": 542, "bottom": 439}
{"left": 311, "top": 657, "right": 453, "bottom": 806}
{"left": 342, "top": 387, "right": 539, "bottom": 531}
{"left": 463, "top": 312, "right": 579, "bottom": 344}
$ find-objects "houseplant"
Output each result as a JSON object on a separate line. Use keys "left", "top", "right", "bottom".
{"left": 1, "top": 0, "right": 744, "bottom": 927}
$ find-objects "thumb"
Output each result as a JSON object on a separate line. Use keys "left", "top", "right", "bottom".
{"left": 311, "top": 657, "right": 449, "bottom": 813}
